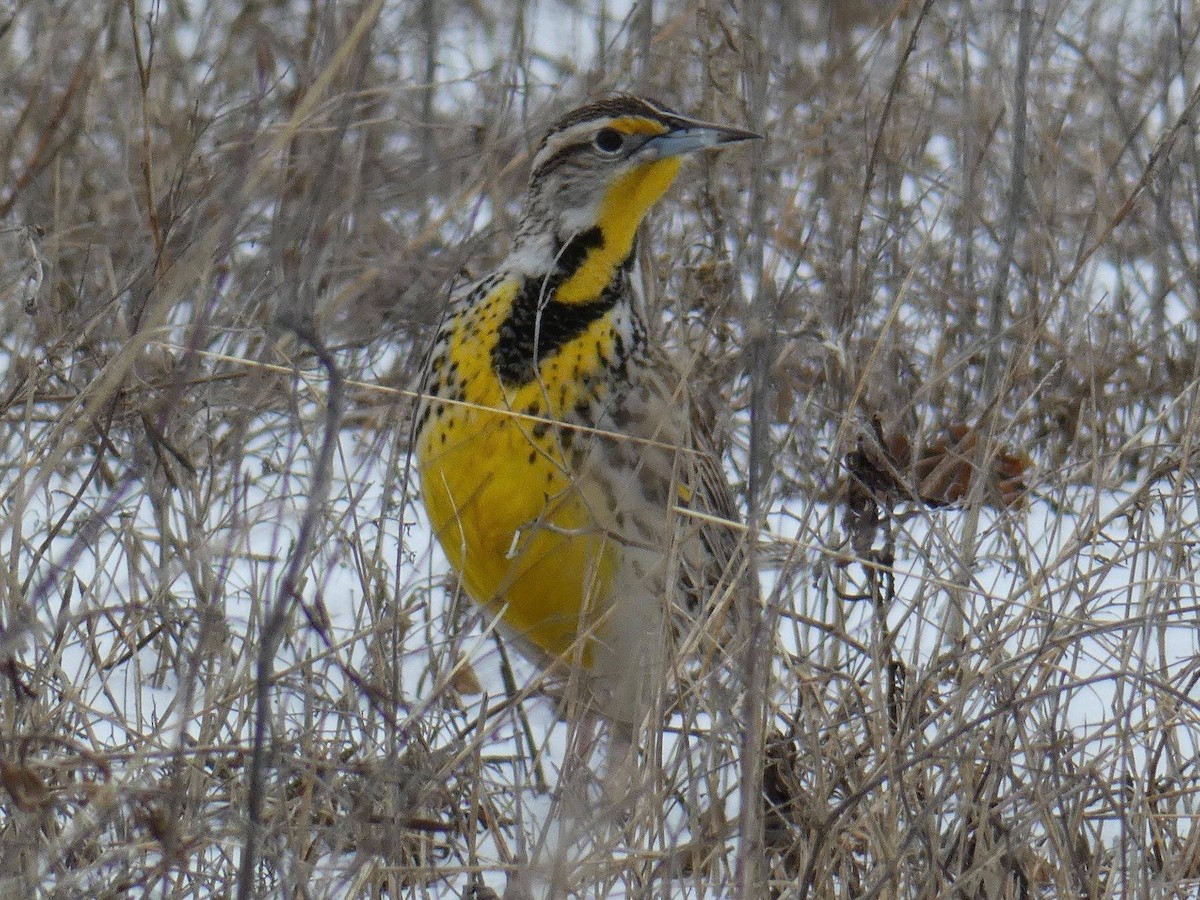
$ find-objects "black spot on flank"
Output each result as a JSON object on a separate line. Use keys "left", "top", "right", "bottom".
{"left": 532, "top": 422, "right": 549, "bottom": 439}
{"left": 528, "top": 450, "right": 537, "bottom": 464}
{"left": 640, "top": 471, "right": 669, "bottom": 506}
{"left": 610, "top": 333, "right": 630, "bottom": 380}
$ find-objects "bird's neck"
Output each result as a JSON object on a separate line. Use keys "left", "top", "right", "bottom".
{"left": 509, "top": 157, "right": 683, "bottom": 307}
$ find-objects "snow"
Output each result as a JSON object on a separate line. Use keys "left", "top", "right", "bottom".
{"left": 4, "top": 0, "right": 1199, "bottom": 892}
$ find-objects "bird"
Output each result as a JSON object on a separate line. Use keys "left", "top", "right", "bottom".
{"left": 414, "top": 95, "right": 759, "bottom": 726}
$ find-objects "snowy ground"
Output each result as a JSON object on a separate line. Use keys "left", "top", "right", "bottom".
{"left": 11, "top": 369, "right": 1197, "bottom": 894}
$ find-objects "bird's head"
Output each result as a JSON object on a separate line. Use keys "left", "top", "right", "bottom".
{"left": 512, "top": 95, "right": 759, "bottom": 289}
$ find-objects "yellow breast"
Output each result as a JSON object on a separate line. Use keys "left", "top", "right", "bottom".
{"left": 415, "top": 279, "right": 620, "bottom": 665}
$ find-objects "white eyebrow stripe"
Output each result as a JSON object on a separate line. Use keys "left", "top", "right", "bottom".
{"left": 530, "top": 117, "right": 621, "bottom": 172}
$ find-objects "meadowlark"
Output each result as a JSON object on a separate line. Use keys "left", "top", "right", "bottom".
{"left": 414, "top": 95, "right": 758, "bottom": 724}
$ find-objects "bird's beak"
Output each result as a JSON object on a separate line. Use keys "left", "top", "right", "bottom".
{"left": 641, "top": 120, "right": 761, "bottom": 159}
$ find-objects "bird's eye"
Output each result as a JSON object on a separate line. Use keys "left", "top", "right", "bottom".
{"left": 592, "top": 127, "right": 624, "bottom": 155}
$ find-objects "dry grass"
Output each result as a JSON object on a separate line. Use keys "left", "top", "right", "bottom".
{"left": 2, "top": 0, "right": 1199, "bottom": 896}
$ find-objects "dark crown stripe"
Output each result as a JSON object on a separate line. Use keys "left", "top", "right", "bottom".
{"left": 543, "top": 95, "right": 678, "bottom": 139}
